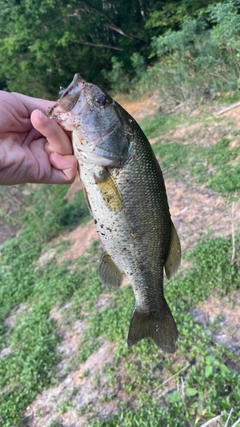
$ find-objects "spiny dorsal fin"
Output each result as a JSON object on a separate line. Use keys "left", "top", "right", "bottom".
{"left": 98, "top": 252, "right": 124, "bottom": 289}
{"left": 164, "top": 221, "right": 181, "bottom": 279}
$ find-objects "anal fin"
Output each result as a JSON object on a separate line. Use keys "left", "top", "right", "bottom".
{"left": 98, "top": 252, "right": 123, "bottom": 290}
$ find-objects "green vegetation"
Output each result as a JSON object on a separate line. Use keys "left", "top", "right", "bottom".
{"left": 1, "top": 0, "right": 240, "bottom": 107}
{"left": 1, "top": 104, "right": 239, "bottom": 425}
{"left": 138, "top": 114, "right": 240, "bottom": 194}
{"left": 82, "top": 234, "right": 240, "bottom": 427}
{"left": 0, "top": 2, "right": 240, "bottom": 424}
{"left": 139, "top": 114, "right": 187, "bottom": 139}
{"left": 3, "top": 229, "right": 238, "bottom": 427}
{"left": 0, "top": 185, "right": 93, "bottom": 426}
{"left": 143, "top": 0, "right": 240, "bottom": 108}
{"left": 154, "top": 138, "right": 240, "bottom": 194}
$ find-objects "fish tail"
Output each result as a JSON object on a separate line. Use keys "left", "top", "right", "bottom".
{"left": 127, "top": 300, "right": 178, "bottom": 353}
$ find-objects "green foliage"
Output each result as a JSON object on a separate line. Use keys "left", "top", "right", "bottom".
{"left": 0, "top": 0, "right": 155, "bottom": 96}
{"left": 89, "top": 286, "right": 134, "bottom": 342}
{"left": 168, "top": 235, "right": 240, "bottom": 308}
{"left": 143, "top": 0, "right": 240, "bottom": 108}
{"left": 85, "top": 233, "right": 240, "bottom": 427}
{"left": 140, "top": 114, "right": 185, "bottom": 138}
{"left": 0, "top": 184, "right": 94, "bottom": 426}
{"left": 1, "top": 0, "right": 239, "bottom": 101}
{"left": 57, "top": 191, "right": 90, "bottom": 228}
{"left": 142, "top": 115, "right": 240, "bottom": 194}
{"left": 145, "top": 0, "right": 216, "bottom": 30}
{"left": 0, "top": 180, "right": 240, "bottom": 426}
{"left": 21, "top": 185, "right": 89, "bottom": 241}
{"left": 102, "top": 57, "right": 131, "bottom": 94}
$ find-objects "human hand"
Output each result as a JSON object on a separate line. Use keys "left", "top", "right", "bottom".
{"left": 0, "top": 91, "right": 78, "bottom": 185}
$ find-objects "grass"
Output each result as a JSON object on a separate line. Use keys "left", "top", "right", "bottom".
{"left": 153, "top": 137, "right": 240, "bottom": 195}
{"left": 82, "top": 234, "right": 240, "bottom": 426}
{"left": 139, "top": 114, "right": 240, "bottom": 195}
{"left": 139, "top": 114, "right": 186, "bottom": 139}
{"left": 0, "top": 184, "right": 93, "bottom": 426}
{"left": 0, "top": 104, "right": 240, "bottom": 426}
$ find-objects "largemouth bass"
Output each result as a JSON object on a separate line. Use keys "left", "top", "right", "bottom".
{"left": 46, "top": 74, "right": 181, "bottom": 353}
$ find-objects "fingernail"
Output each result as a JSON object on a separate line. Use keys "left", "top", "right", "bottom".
{"left": 38, "top": 110, "right": 48, "bottom": 124}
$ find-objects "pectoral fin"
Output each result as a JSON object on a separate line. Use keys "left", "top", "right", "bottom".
{"left": 96, "top": 173, "right": 122, "bottom": 212}
{"left": 164, "top": 221, "right": 181, "bottom": 279}
{"left": 98, "top": 252, "right": 123, "bottom": 289}
{"left": 82, "top": 185, "right": 93, "bottom": 215}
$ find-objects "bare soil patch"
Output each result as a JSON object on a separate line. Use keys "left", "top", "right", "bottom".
{"left": 166, "top": 179, "right": 240, "bottom": 252}
{"left": 115, "top": 93, "right": 160, "bottom": 120}
{"left": 25, "top": 339, "right": 116, "bottom": 427}
{"left": 192, "top": 290, "right": 240, "bottom": 364}
{"left": 58, "top": 220, "right": 99, "bottom": 263}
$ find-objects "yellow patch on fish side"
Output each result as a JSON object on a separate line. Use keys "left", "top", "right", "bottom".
{"left": 97, "top": 175, "right": 122, "bottom": 212}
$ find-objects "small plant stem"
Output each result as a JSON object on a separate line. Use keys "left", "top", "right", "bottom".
{"left": 216, "top": 101, "right": 240, "bottom": 116}
{"left": 199, "top": 414, "right": 221, "bottom": 427}
{"left": 153, "top": 363, "right": 190, "bottom": 391}
{"left": 231, "top": 202, "right": 236, "bottom": 263}
{"left": 231, "top": 418, "right": 240, "bottom": 427}
{"left": 225, "top": 408, "right": 233, "bottom": 427}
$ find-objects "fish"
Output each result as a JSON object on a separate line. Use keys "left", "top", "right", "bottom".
{"left": 46, "top": 73, "right": 181, "bottom": 353}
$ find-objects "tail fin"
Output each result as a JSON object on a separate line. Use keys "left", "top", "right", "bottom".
{"left": 127, "top": 301, "right": 178, "bottom": 353}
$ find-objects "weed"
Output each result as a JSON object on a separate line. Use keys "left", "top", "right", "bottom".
{"left": 0, "top": 104, "right": 240, "bottom": 427}
{"left": 149, "top": 126, "right": 240, "bottom": 194}
{"left": 48, "top": 420, "right": 64, "bottom": 427}
{"left": 0, "top": 184, "right": 93, "bottom": 426}
{"left": 57, "top": 399, "right": 75, "bottom": 415}
{"left": 140, "top": 114, "right": 186, "bottom": 139}
{"left": 84, "top": 233, "right": 240, "bottom": 427}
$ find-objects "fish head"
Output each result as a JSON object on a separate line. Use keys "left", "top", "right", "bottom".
{"left": 46, "top": 74, "right": 132, "bottom": 166}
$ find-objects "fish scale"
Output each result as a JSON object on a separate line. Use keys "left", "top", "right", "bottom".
{"left": 46, "top": 73, "right": 181, "bottom": 353}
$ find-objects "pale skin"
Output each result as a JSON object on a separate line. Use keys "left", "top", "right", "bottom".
{"left": 0, "top": 91, "right": 78, "bottom": 185}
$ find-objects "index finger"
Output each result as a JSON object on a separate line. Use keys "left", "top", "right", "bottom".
{"left": 13, "top": 92, "right": 56, "bottom": 115}
{"left": 31, "top": 110, "right": 73, "bottom": 155}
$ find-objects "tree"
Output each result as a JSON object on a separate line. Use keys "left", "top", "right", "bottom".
{"left": 0, "top": 0, "right": 232, "bottom": 97}
{"left": 0, "top": 0, "right": 154, "bottom": 96}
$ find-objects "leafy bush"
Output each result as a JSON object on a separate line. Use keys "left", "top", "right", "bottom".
{"left": 142, "top": 0, "right": 240, "bottom": 109}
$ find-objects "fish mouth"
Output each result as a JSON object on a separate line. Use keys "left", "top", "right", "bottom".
{"left": 45, "top": 73, "right": 86, "bottom": 118}
{"left": 58, "top": 74, "right": 86, "bottom": 111}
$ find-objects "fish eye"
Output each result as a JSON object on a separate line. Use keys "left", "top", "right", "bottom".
{"left": 94, "top": 93, "right": 106, "bottom": 107}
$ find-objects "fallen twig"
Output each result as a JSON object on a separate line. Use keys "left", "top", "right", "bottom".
{"left": 199, "top": 414, "right": 221, "bottom": 427}
{"left": 168, "top": 102, "right": 185, "bottom": 114}
{"left": 231, "top": 418, "right": 240, "bottom": 427}
{"left": 216, "top": 101, "right": 240, "bottom": 115}
{"left": 225, "top": 409, "right": 234, "bottom": 427}
{"left": 231, "top": 202, "right": 236, "bottom": 263}
{"left": 153, "top": 362, "right": 190, "bottom": 391}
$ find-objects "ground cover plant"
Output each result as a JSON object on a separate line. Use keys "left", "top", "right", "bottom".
{"left": 140, "top": 116, "right": 240, "bottom": 195}
{"left": 0, "top": 101, "right": 239, "bottom": 427}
